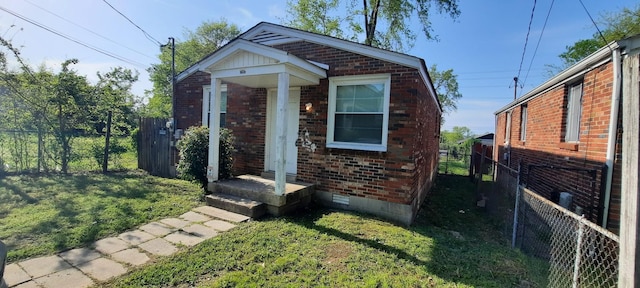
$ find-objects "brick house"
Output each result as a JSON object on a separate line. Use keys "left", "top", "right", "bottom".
{"left": 173, "top": 22, "right": 442, "bottom": 225}
{"left": 493, "top": 35, "right": 640, "bottom": 233}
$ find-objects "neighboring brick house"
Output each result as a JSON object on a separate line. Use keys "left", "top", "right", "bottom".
{"left": 173, "top": 22, "right": 442, "bottom": 225}
{"left": 493, "top": 35, "right": 640, "bottom": 233}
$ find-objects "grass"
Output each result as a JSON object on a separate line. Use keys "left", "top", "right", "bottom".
{"left": 101, "top": 173, "right": 549, "bottom": 287}
{"left": 0, "top": 134, "right": 136, "bottom": 173}
{"left": 439, "top": 157, "right": 469, "bottom": 175}
{"left": 0, "top": 170, "right": 203, "bottom": 262}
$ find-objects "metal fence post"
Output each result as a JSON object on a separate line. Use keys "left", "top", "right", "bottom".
{"left": 572, "top": 216, "right": 585, "bottom": 288}
{"left": 511, "top": 162, "right": 522, "bottom": 248}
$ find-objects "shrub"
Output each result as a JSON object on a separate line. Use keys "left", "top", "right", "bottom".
{"left": 130, "top": 127, "right": 140, "bottom": 152}
{"left": 177, "top": 126, "right": 235, "bottom": 188}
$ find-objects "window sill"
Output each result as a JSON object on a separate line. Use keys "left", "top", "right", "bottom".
{"left": 326, "top": 142, "right": 387, "bottom": 152}
{"left": 558, "top": 142, "right": 579, "bottom": 151}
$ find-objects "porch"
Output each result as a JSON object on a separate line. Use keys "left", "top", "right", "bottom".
{"left": 206, "top": 175, "right": 315, "bottom": 219}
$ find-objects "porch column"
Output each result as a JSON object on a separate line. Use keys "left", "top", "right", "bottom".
{"left": 207, "top": 78, "right": 222, "bottom": 183}
{"left": 275, "top": 72, "right": 290, "bottom": 195}
{"left": 202, "top": 86, "right": 209, "bottom": 126}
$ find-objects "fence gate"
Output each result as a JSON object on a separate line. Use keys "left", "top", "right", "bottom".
{"left": 138, "top": 118, "right": 172, "bottom": 178}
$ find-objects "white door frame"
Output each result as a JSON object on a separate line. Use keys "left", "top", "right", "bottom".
{"left": 265, "top": 88, "right": 300, "bottom": 175}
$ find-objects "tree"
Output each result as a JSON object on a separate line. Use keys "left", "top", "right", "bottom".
{"left": 556, "top": 5, "right": 640, "bottom": 69}
{"left": 144, "top": 19, "right": 241, "bottom": 118}
{"left": 286, "top": 0, "right": 460, "bottom": 52}
{"left": 285, "top": 0, "right": 347, "bottom": 39}
{"left": 94, "top": 67, "right": 139, "bottom": 135}
{"left": 429, "top": 64, "right": 461, "bottom": 116}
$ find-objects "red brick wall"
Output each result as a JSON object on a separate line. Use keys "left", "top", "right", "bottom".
{"left": 494, "top": 61, "right": 622, "bottom": 233}
{"left": 175, "top": 71, "right": 209, "bottom": 130}
{"left": 174, "top": 40, "right": 441, "bottom": 212}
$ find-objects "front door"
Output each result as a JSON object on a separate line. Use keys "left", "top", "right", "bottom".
{"left": 266, "top": 89, "right": 300, "bottom": 174}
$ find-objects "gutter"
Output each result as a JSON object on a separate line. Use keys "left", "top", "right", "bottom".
{"left": 602, "top": 47, "right": 622, "bottom": 228}
{"left": 495, "top": 42, "right": 619, "bottom": 115}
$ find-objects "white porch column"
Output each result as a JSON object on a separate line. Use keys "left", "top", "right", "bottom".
{"left": 275, "top": 72, "right": 290, "bottom": 195}
{"left": 202, "top": 86, "right": 210, "bottom": 126}
{"left": 207, "top": 78, "right": 222, "bottom": 183}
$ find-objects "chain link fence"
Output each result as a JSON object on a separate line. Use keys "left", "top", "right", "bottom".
{"left": 487, "top": 160, "right": 619, "bottom": 288}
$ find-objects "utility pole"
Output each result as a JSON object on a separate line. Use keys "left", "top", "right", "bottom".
{"left": 161, "top": 37, "right": 176, "bottom": 176}
{"left": 513, "top": 76, "right": 518, "bottom": 100}
{"left": 170, "top": 37, "right": 176, "bottom": 174}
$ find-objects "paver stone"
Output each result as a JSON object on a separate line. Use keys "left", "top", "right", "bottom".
{"left": 18, "top": 255, "right": 71, "bottom": 278}
{"left": 110, "top": 248, "right": 150, "bottom": 266}
{"left": 59, "top": 248, "right": 101, "bottom": 266}
{"left": 77, "top": 258, "right": 127, "bottom": 281}
{"left": 33, "top": 268, "right": 93, "bottom": 288}
{"left": 137, "top": 238, "right": 178, "bottom": 256}
{"left": 3, "top": 263, "right": 31, "bottom": 287}
{"left": 118, "top": 230, "right": 155, "bottom": 246}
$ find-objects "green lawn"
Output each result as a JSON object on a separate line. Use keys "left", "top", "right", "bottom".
{"left": 0, "top": 171, "right": 203, "bottom": 262}
{"left": 0, "top": 134, "right": 136, "bottom": 173}
{"left": 101, "top": 174, "right": 548, "bottom": 287}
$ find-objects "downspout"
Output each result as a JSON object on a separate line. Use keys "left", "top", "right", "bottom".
{"left": 602, "top": 48, "right": 622, "bottom": 228}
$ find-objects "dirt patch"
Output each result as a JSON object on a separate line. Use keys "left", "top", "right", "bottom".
{"left": 324, "top": 242, "right": 352, "bottom": 269}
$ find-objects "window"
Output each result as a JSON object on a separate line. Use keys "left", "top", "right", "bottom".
{"left": 564, "top": 82, "right": 583, "bottom": 142}
{"left": 203, "top": 85, "right": 227, "bottom": 127}
{"left": 327, "top": 74, "right": 391, "bottom": 151}
{"left": 520, "top": 105, "right": 527, "bottom": 141}
{"left": 504, "top": 110, "right": 512, "bottom": 145}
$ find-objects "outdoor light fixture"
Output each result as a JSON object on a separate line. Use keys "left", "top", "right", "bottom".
{"left": 305, "top": 102, "right": 313, "bottom": 111}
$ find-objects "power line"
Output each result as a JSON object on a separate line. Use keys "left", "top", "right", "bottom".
{"left": 521, "top": 0, "right": 555, "bottom": 92}
{"left": 101, "top": 0, "right": 162, "bottom": 46}
{"left": 24, "top": 0, "right": 155, "bottom": 61}
{"left": 517, "top": 0, "right": 537, "bottom": 81}
{"left": 0, "top": 5, "right": 148, "bottom": 68}
{"left": 577, "top": 0, "right": 612, "bottom": 52}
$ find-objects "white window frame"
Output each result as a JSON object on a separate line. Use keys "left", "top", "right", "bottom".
{"left": 202, "top": 84, "right": 227, "bottom": 127}
{"left": 565, "top": 82, "right": 583, "bottom": 142}
{"left": 327, "top": 74, "right": 391, "bottom": 152}
{"left": 520, "top": 105, "right": 527, "bottom": 142}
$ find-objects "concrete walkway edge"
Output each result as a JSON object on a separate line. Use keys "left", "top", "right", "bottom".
{"left": 4, "top": 206, "right": 244, "bottom": 288}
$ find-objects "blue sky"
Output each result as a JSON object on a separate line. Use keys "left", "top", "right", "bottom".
{"left": 0, "top": 0, "right": 637, "bottom": 134}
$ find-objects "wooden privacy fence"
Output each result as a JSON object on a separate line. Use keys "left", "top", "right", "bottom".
{"left": 138, "top": 118, "right": 172, "bottom": 178}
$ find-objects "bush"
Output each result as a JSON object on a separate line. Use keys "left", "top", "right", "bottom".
{"left": 130, "top": 127, "right": 140, "bottom": 152}
{"left": 177, "top": 126, "right": 235, "bottom": 188}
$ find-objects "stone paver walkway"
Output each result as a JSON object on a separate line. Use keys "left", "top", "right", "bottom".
{"left": 4, "top": 206, "right": 243, "bottom": 288}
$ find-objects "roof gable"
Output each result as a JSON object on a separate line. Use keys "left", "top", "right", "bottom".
{"left": 176, "top": 22, "right": 440, "bottom": 112}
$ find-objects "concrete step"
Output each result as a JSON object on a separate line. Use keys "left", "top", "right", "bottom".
{"left": 205, "top": 193, "right": 267, "bottom": 219}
